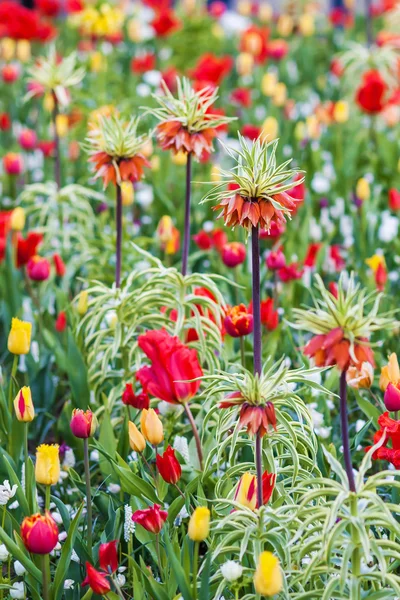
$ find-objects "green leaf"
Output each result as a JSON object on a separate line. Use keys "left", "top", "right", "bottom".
{"left": 51, "top": 503, "right": 84, "bottom": 600}
{"left": 199, "top": 550, "right": 212, "bottom": 600}
{"left": 67, "top": 331, "right": 90, "bottom": 409}
{"left": 0, "top": 528, "right": 42, "bottom": 583}
{"left": 163, "top": 532, "right": 193, "bottom": 600}
{"left": 356, "top": 393, "right": 381, "bottom": 427}
{"left": 0, "top": 451, "right": 29, "bottom": 515}
{"left": 98, "top": 410, "right": 117, "bottom": 477}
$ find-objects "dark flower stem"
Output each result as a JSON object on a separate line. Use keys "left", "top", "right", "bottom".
{"left": 340, "top": 369, "right": 356, "bottom": 493}
{"left": 251, "top": 225, "right": 263, "bottom": 509}
{"left": 83, "top": 438, "right": 93, "bottom": 557}
{"left": 51, "top": 91, "right": 61, "bottom": 190}
{"left": 184, "top": 402, "right": 203, "bottom": 470}
{"left": 181, "top": 152, "right": 192, "bottom": 276}
{"left": 115, "top": 182, "right": 122, "bottom": 288}
{"left": 365, "top": 0, "right": 372, "bottom": 46}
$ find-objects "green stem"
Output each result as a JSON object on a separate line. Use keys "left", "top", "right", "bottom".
{"left": 350, "top": 494, "right": 361, "bottom": 600}
{"left": 239, "top": 336, "right": 246, "bottom": 368}
{"left": 8, "top": 354, "right": 18, "bottom": 417}
{"left": 192, "top": 541, "right": 199, "bottom": 600}
{"left": 184, "top": 403, "right": 203, "bottom": 470}
{"left": 45, "top": 485, "right": 51, "bottom": 511}
{"left": 155, "top": 533, "right": 162, "bottom": 577}
{"left": 83, "top": 438, "right": 93, "bottom": 558}
{"left": 41, "top": 554, "right": 50, "bottom": 600}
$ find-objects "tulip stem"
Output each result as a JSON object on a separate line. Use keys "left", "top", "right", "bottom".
{"left": 115, "top": 183, "right": 122, "bottom": 288}
{"left": 340, "top": 369, "right": 356, "bottom": 493}
{"left": 192, "top": 541, "right": 199, "bottom": 600}
{"left": 251, "top": 225, "right": 263, "bottom": 509}
{"left": 8, "top": 354, "right": 18, "bottom": 449}
{"left": 155, "top": 533, "right": 162, "bottom": 577}
{"left": 83, "top": 438, "right": 93, "bottom": 557}
{"left": 181, "top": 151, "right": 192, "bottom": 277}
{"left": 51, "top": 91, "right": 61, "bottom": 190}
{"left": 184, "top": 403, "right": 203, "bottom": 470}
{"left": 41, "top": 555, "right": 50, "bottom": 600}
{"left": 45, "top": 485, "right": 50, "bottom": 511}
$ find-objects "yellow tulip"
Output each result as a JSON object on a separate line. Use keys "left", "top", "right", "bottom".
{"left": 151, "top": 156, "right": 160, "bottom": 171}
{"left": 77, "top": 290, "right": 89, "bottom": 316}
{"left": 259, "top": 3, "right": 273, "bottom": 23}
{"left": 254, "top": 551, "right": 283, "bottom": 596}
{"left": 35, "top": 444, "right": 60, "bottom": 486}
{"left": 121, "top": 181, "right": 134, "bottom": 207}
{"left": 129, "top": 422, "right": 146, "bottom": 453}
{"left": 277, "top": 14, "right": 293, "bottom": 37}
{"left": 43, "top": 92, "right": 55, "bottom": 113}
{"left": 380, "top": 353, "right": 400, "bottom": 391}
{"left": 90, "top": 51, "right": 105, "bottom": 73}
{"left": 16, "top": 40, "right": 31, "bottom": 62}
{"left": 140, "top": 409, "right": 164, "bottom": 446}
{"left": 365, "top": 254, "right": 385, "bottom": 274}
{"left": 14, "top": 387, "right": 35, "bottom": 422}
{"left": 10, "top": 207, "right": 25, "bottom": 231}
{"left": 261, "top": 117, "right": 279, "bottom": 141}
{"left": 127, "top": 18, "right": 141, "bottom": 42}
{"left": 211, "top": 23, "right": 224, "bottom": 40}
{"left": 299, "top": 13, "right": 315, "bottom": 36}
{"left": 333, "top": 101, "right": 349, "bottom": 124}
{"left": 236, "top": 52, "right": 254, "bottom": 77}
{"left": 272, "top": 82, "right": 287, "bottom": 107}
{"left": 356, "top": 177, "right": 370, "bottom": 201}
{"left": 261, "top": 72, "right": 277, "bottom": 97}
{"left": 1, "top": 38, "right": 16, "bottom": 61}
{"left": 211, "top": 165, "right": 221, "bottom": 183}
{"left": 172, "top": 151, "right": 187, "bottom": 166}
{"left": 8, "top": 318, "right": 32, "bottom": 355}
{"left": 306, "top": 115, "right": 320, "bottom": 140}
{"left": 234, "top": 473, "right": 257, "bottom": 510}
{"left": 56, "top": 114, "right": 69, "bottom": 138}
{"left": 237, "top": 0, "right": 252, "bottom": 16}
{"left": 188, "top": 507, "right": 210, "bottom": 541}
{"left": 294, "top": 121, "right": 306, "bottom": 141}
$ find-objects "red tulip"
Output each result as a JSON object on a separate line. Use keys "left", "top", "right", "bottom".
{"left": 1, "top": 64, "right": 20, "bottom": 84}
{"left": 70, "top": 409, "right": 97, "bottom": 439}
{"left": 156, "top": 445, "right": 181, "bottom": 484}
{"left": 375, "top": 262, "right": 387, "bottom": 292}
{"left": 260, "top": 298, "right": 279, "bottom": 331}
{"left": 0, "top": 112, "right": 11, "bottom": 131}
{"left": 152, "top": 9, "right": 180, "bottom": 37}
{"left": 82, "top": 563, "right": 111, "bottom": 595}
{"left": 122, "top": 383, "right": 150, "bottom": 410}
{"left": 221, "top": 242, "right": 246, "bottom": 268}
{"left": 53, "top": 253, "right": 66, "bottom": 276}
{"left": 304, "top": 243, "right": 322, "bottom": 268}
{"left": 278, "top": 263, "right": 303, "bottom": 282}
{"left": 99, "top": 540, "right": 118, "bottom": 574}
{"left": 55, "top": 311, "right": 67, "bottom": 332}
{"left": 190, "top": 53, "right": 232, "bottom": 87}
{"left": 230, "top": 87, "right": 252, "bottom": 108}
{"left": 356, "top": 69, "right": 387, "bottom": 114}
{"left": 389, "top": 189, "right": 400, "bottom": 211}
{"left": 242, "top": 124, "right": 261, "bottom": 141}
{"left": 3, "top": 152, "right": 23, "bottom": 176}
{"left": 17, "top": 232, "right": 43, "bottom": 267}
{"left": 18, "top": 129, "right": 37, "bottom": 151}
{"left": 136, "top": 329, "right": 203, "bottom": 405}
{"left": 20, "top": 511, "right": 59, "bottom": 554}
{"left": 265, "top": 249, "right": 285, "bottom": 270}
{"left": 27, "top": 255, "right": 51, "bottom": 281}
{"left": 193, "top": 230, "right": 213, "bottom": 250}
{"left": 224, "top": 304, "right": 253, "bottom": 338}
{"left": 131, "top": 504, "right": 168, "bottom": 533}
{"left": 211, "top": 228, "right": 227, "bottom": 251}
{"left": 131, "top": 53, "right": 156, "bottom": 74}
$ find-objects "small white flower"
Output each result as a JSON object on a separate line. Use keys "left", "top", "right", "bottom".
{"left": 116, "top": 574, "right": 126, "bottom": 586}
{"left": 10, "top": 582, "right": 25, "bottom": 599}
{"left": 0, "top": 544, "right": 9, "bottom": 561}
{"left": 0, "top": 480, "right": 18, "bottom": 506}
{"left": 108, "top": 483, "right": 121, "bottom": 494}
{"left": 71, "top": 549, "right": 80, "bottom": 563}
{"left": 90, "top": 450, "right": 99, "bottom": 462}
{"left": 158, "top": 401, "right": 182, "bottom": 416}
{"left": 173, "top": 436, "right": 190, "bottom": 463}
{"left": 124, "top": 505, "right": 135, "bottom": 542}
{"left": 63, "top": 448, "right": 76, "bottom": 469}
{"left": 64, "top": 579, "right": 75, "bottom": 590}
{"left": 14, "top": 561, "right": 26, "bottom": 576}
{"left": 220, "top": 560, "right": 243, "bottom": 582}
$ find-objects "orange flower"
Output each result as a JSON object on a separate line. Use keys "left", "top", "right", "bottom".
{"left": 156, "top": 120, "right": 217, "bottom": 159}
{"left": 89, "top": 151, "right": 150, "bottom": 187}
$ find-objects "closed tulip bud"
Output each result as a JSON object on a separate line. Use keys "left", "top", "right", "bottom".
{"left": 224, "top": 304, "right": 253, "bottom": 338}
{"left": 1, "top": 38, "right": 16, "bottom": 61}
{"left": 128, "top": 421, "right": 146, "bottom": 452}
{"left": 237, "top": 0, "right": 252, "bottom": 15}
{"left": 99, "top": 540, "right": 118, "bottom": 573}
{"left": 3, "top": 152, "right": 23, "bottom": 175}
{"left": 16, "top": 40, "right": 31, "bottom": 62}
{"left": 266, "top": 249, "right": 285, "bottom": 270}
{"left": 18, "top": 129, "right": 37, "bottom": 151}
{"left": 8, "top": 318, "right": 32, "bottom": 355}
{"left": 261, "top": 116, "right": 278, "bottom": 140}
{"left": 272, "top": 82, "right": 287, "bottom": 107}
{"left": 299, "top": 13, "right": 315, "bottom": 36}
{"left": 384, "top": 383, "right": 400, "bottom": 412}
{"left": 261, "top": 72, "right": 277, "bottom": 97}
{"left": 2, "top": 64, "right": 20, "bottom": 83}
{"left": 20, "top": 511, "right": 59, "bottom": 554}
{"left": 356, "top": 177, "right": 370, "bottom": 201}
{"left": 156, "top": 445, "right": 181, "bottom": 484}
{"left": 27, "top": 256, "right": 51, "bottom": 281}
{"left": 53, "top": 253, "right": 66, "bottom": 277}
{"left": 43, "top": 92, "right": 55, "bottom": 113}
{"left": 277, "top": 14, "right": 293, "bottom": 36}
{"left": 35, "top": 444, "right": 60, "bottom": 486}
{"left": 77, "top": 290, "right": 89, "bottom": 315}
{"left": 172, "top": 151, "right": 187, "bottom": 166}
{"left": 14, "top": 387, "right": 34, "bottom": 422}
{"left": 121, "top": 181, "right": 134, "bottom": 206}
{"left": 151, "top": 155, "right": 160, "bottom": 171}
{"left": 234, "top": 472, "right": 257, "bottom": 510}
{"left": 141, "top": 139, "right": 153, "bottom": 158}
{"left": 140, "top": 409, "right": 164, "bottom": 446}
{"left": 259, "top": 3, "right": 273, "bottom": 22}
{"left": 221, "top": 242, "right": 246, "bottom": 268}
{"left": 188, "top": 507, "right": 210, "bottom": 541}
{"left": 254, "top": 551, "right": 283, "bottom": 596}
{"left": 70, "top": 409, "right": 97, "bottom": 438}
{"left": 55, "top": 311, "right": 67, "bottom": 332}
{"left": 236, "top": 52, "right": 254, "bottom": 76}
{"left": 306, "top": 115, "right": 320, "bottom": 139}
{"left": 127, "top": 18, "right": 141, "bottom": 42}
{"left": 55, "top": 114, "right": 69, "bottom": 138}
{"left": 10, "top": 207, "right": 25, "bottom": 231}
{"left": 333, "top": 101, "right": 349, "bottom": 123}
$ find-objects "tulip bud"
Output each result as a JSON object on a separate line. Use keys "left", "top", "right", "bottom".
{"left": 56, "top": 114, "right": 69, "bottom": 138}
{"left": 299, "top": 13, "right": 315, "bottom": 36}
{"left": 3, "top": 152, "right": 23, "bottom": 176}
{"left": 237, "top": 0, "right": 252, "bottom": 16}
{"left": 53, "top": 253, "right": 66, "bottom": 277}
{"left": 261, "top": 116, "right": 278, "bottom": 141}
{"left": 254, "top": 551, "right": 283, "bottom": 596}
{"left": 188, "top": 507, "right": 210, "bottom": 541}
{"left": 236, "top": 52, "right": 254, "bottom": 76}
{"left": 234, "top": 472, "right": 257, "bottom": 510}
{"left": 294, "top": 121, "right": 306, "bottom": 141}
{"left": 277, "top": 14, "right": 293, "bottom": 36}
{"left": 18, "top": 129, "right": 37, "bottom": 151}
{"left": 151, "top": 155, "right": 160, "bottom": 171}
{"left": 1, "top": 38, "right": 16, "bottom": 61}
{"left": 77, "top": 290, "right": 89, "bottom": 315}
{"left": 261, "top": 72, "right": 277, "bottom": 97}
{"left": 131, "top": 504, "right": 168, "bottom": 533}
{"left": 20, "top": 511, "right": 59, "bottom": 555}
{"left": 43, "top": 92, "right": 55, "bottom": 113}
{"left": 35, "top": 444, "right": 60, "bottom": 486}
{"left": 259, "top": 3, "right": 273, "bottom": 22}
{"left": 389, "top": 189, "right": 400, "bottom": 211}
{"left": 16, "top": 40, "right": 31, "bottom": 62}
{"left": 224, "top": 304, "right": 253, "bottom": 338}
{"left": 221, "top": 242, "right": 246, "bottom": 268}
{"left": 14, "top": 387, "right": 35, "bottom": 422}
{"left": 140, "top": 409, "right": 164, "bottom": 446}
{"left": 1, "top": 64, "right": 20, "bottom": 83}
{"left": 266, "top": 249, "right": 285, "bottom": 270}
{"left": 8, "top": 317, "right": 32, "bottom": 355}
{"left": 27, "top": 256, "right": 51, "bottom": 282}
{"left": 90, "top": 51, "right": 105, "bottom": 73}
{"left": 156, "top": 445, "right": 181, "bottom": 484}
{"left": 128, "top": 422, "right": 146, "bottom": 452}
{"left": 55, "top": 311, "right": 67, "bottom": 332}
{"left": 70, "top": 409, "right": 97, "bottom": 439}
{"left": 380, "top": 353, "right": 400, "bottom": 391}
{"left": 121, "top": 181, "right": 134, "bottom": 206}
{"left": 356, "top": 177, "right": 370, "bottom": 201}
{"left": 384, "top": 383, "right": 400, "bottom": 412}
{"left": 127, "top": 18, "right": 141, "bottom": 42}
{"left": 272, "top": 82, "right": 287, "bottom": 107}
{"left": 99, "top": 541, "right": 118, "bottom": 574}
{"left": 211, "top": 164, "right": 221, "bottom": 183}
{"left": 10, "top": 207, "right": 25, "bottom": 231}
{"left": 333, "top": 100, "right": 349, "bottom": 123}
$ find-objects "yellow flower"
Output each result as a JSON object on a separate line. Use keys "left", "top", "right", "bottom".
{"left": 365, "top": 254, "right": 385, "bottom": 274}
{"left": 188, "top": 507, "right": 210, "bottom": 541}
{"left": 172, "top": 151, "right": 187, "bottom": 166}
{"left": 254, "top": 551, "right": 283, "bottom": 596}
{"left": 306, "top": 115, "right": 320, "bottom": 140}
{"left": 237, "top": 0, "right": 252, "bottom": 16}
{"left": 277, "top": 14, "right": 293, "bottom": 37}
{"left": 356, "top": 177, "right": 370, "bottom": 201}
{"left": 272, "top": 83, "right": 287, "bottom": 107}
{"left": 236, "top": 52, "right": 254, "bottom": 76}
{"left": 261, "top": 117, "right": 279, "bottom": 141}
{"left": 333, "top": 101, "right": 349, "bottom": 123}
{"left": 261, "top": 72, "right": 277, "bottom": 97}
{"left": 211, "top": 165, "right": 222, "bottom": 183}
{"left": 140, "top": 409, "right": 164, "bottom": 446}
{"left": 43, "top": 92, "right": 55, "bottom": 113}
{"left": 121, "top": 181, "right": 134, "bottom": 207}
{"left": 259, "top": 3, "right": 273, "bottom": 22}
{"left": 151, "top": 155, "right": 160, "bottom": 171}
{"left": 10, "top": 207, "right": 25, "bottom": 231}
{"left": 234, "top": 473, "right": 257, "bottom": 510}
{"left": 127, "top": 18, "right": 141, "bottom": 42}
{"left": 77, "top": 290, "right": 88, "bottom": 316}
{"left": 1, "top": 38, "right": 16, "bottom": 61}
{"left": 380, "top": 353, "right": 400, "bottom": 391}
{"left": 129, "top": 422, "right": 146, "bottom": 452}
{"left": 299, "top": 13, "right": 315, "bottom": 36}
{"left": 56, "top": 114, "right": 69, "bottom": 138}
{"left": 90, "top": 51, "right": 105, "bottom": 73}
{"left": 16, "top": 40, "right": 31, "bottom": 63}
{"left": 35, "top": 444, "right": 60, "bottom": 486}
{"left": 14, "top": 387, "right": 35, "bottom": 422}
{"left": 8, "top": 318, "right": 32, "bottom": 355}
{"left": 294, "top": 121, "right": 306, "bottom": 141}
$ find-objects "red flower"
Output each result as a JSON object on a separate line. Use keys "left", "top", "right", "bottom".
{"left": 0, "top": 1, "right": 56, "bottom": 41}
{"left": 241, "top": 124, "right": 261, "bottom": 141}
{"left": 99, "top": 540, "right": 118, "bottom": 574}
{"left": 17, "top": 232, "right": 43, "bottom": 267}
{"left": 328, "top": 281, "right": 338, "bottom": 299}
{"left": 193, "top": 230, "right": 213, "bottom": 250}
{"left": 18, "top": 129, "right": 38, "bottom": 152}
{"left": 156, "top": 120, "right": 217, "bottom": 159}
{"left": 53, "top": 253, "right": 66, "bottom": 276}
{"left": 160, "top": 67, "right": 179, "bottom": 93}
{"left": 131, "top": 504, "right": 168, "bottom": 533}
{"left": 304, "top": 243, "right": 322, "bottom": 268}
{"left": 27, "top": 255, "right": 51, "bottom": 281}
{"left": 384, "top": 384, "right": 400, "bottom": 412}
{"left": 82, "top": 563, "right": 110, "bottom": 595}
{"left": 230, "top": 87, "right": 252, "bottom": 108}
{"left": 152, "top": 9, "right": 180, "bottom": 37}
{"left": 240, "top": 26, "right": 269, "bottom": 63}
{"left": 156, "top": 445, "right": 182, "bottom": 484}
{"left": 286, "top": 173, "right": 306, "bottom": 206}
{"left": 389, "top": 188, "right": 400, "bottom": 211}
{"left": 260, "top": 221, "right": 286, "bottom": 239}
{"left": 278, "top": 263, "right": 303, "bottom": 282}
{"left": 356, "top": 70, "right": 388, "bottom": 114}
{"left": 190, "top": 53, "right": 233, "bottom": 87}
{"left": 375, "top": 262, "right": 387, "bottom": 292}
{"left": 55, "top": 311, "right": 67, "bottom": 332}
{"left": 304, "top": 327, "right": 375, "bottom": 371}
{"left": 224, "top": 304, "right": 253, "bottom": 338}
{"left": 3, "top": 153, "right": 23, "bottom": 175}
{"left": 239, "top": 402, "right": 277, "bottom": 437}
{"left": 136, "top": 329, "right": 203, "bottom": 404}
{"left": 212, "top": 228, "right": 228, "bottom": 251}
{"left": 20, "top": 511, "right": 59, "bottom": 554}
{"left": 2, "top": 64, "right": 20, "bottom": 84}
{"left": 35, "top": 0, "right": 61, "bottom": 17}
{"left": 265, "top": 249, "right": 285, "bottom": 270}
{"left": 267, "top": 39, "right": 289, "bottom": 61}
{"left": 260, "top": 298, "right": 279, "bottom": 331}
{"left": 131, "top": 53, "right": 156, "bottom": 74}
{"left": 221, "top": 242, "right": 246, "bottom": 268}
{"left": 261, "top": 471, "right": 276, "bottom": 506}
{"left": 122, "top": 383, "right": 150, "bottom": 410}
{"left": 70, "top": 408, "right": 97, "bottom": 438}
{"left": 330, "top": 245, "right": 345, "bottom": 270}
{"left": 368, "top": 412, "right": 400, "bottom": 468}
{"left": 0, "top": 113, "right": 11, "bottom": 131}
{"left": 38, "top": 140, "right": 55, "bottom": 157}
